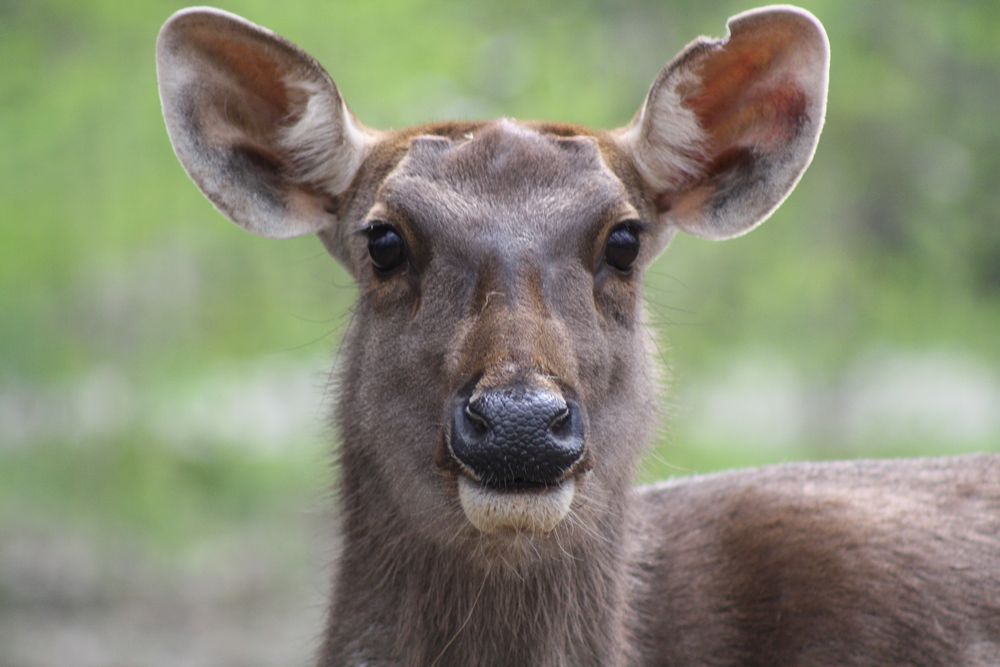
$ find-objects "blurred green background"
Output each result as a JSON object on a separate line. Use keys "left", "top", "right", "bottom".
{"left": 2, "top": 1, "right": 998, "bottom": 665}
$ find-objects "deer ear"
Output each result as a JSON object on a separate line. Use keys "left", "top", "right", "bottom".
{"left": 616, "top": 6, "right": 829, "bottom": 240}
{"left": 156, "top": 8, "right": 373, "bottom": 239}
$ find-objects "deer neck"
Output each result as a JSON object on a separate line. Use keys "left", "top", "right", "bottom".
{"left": 322, "top": 446, "right": 638, "bottom": 667}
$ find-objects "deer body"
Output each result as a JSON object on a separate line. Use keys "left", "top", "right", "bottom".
{"left": 156, "top": 6, "right": 1000, "bottom": 665}
{"left": 325, "top": 455, "right": 1000, "bottom": 666}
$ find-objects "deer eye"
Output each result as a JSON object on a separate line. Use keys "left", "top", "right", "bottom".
{"left": 366, "top": 224, "right": 406, "bottom": 274}
{"left": 604, "top": 223, "right": 641, "bottom": 272}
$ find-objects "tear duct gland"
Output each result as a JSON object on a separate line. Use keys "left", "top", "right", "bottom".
{"left": 157, "top": 6, "right": 1000, "bottom": 667}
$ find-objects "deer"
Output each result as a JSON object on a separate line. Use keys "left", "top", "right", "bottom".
{"left": 156, "top": 5, "right": 1000, "bottom": 666}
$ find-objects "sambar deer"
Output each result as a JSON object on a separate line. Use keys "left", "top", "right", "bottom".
{"left": 157, "top": 5, "right": 1000, "bottom": 665}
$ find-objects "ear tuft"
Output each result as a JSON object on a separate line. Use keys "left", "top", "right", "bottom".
{"left": 156, "top": 7, "right": 374, "bottom": 239}
{"left": 616, "top": 5, "right": 829, "bottom": 240}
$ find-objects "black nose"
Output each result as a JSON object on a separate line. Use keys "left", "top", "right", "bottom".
{"left": 450, "top": 386, "right": 585, "bottom": 490}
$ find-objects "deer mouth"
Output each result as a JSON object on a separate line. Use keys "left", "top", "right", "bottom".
{"left": 457, "top": 475, "right": 576, "bottom": 534}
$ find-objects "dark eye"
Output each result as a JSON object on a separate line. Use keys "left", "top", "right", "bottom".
{"left": 366, "top": 224, "right": 406, "bottom": 274}
{"left": 604, "top": 223, "right": 641, "bottom": 272}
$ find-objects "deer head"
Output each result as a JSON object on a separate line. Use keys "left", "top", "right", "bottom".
{"left": 157, "top": 6, "right": 828, "bottom": 560}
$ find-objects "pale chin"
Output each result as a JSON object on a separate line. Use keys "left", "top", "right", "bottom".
{"left": 457, "top": 476, "right": 576, "bottom": 534}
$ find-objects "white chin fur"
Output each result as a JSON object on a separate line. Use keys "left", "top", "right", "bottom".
{"left": 458, "top": 477, "right": 576, "bottom": 534}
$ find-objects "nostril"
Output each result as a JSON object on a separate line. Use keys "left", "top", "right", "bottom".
{"left": 464, "top": 404, "right": 489, "bottom": 435}
{"left": 548, "top": 407, "right": 571, "bottom": 436}
{"left": 453, "top": 399, "right": 490, "bottom": 446}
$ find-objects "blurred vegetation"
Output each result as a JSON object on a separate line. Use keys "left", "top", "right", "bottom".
{"left": 2, "top": 0, "right": 999, "bottom": 552}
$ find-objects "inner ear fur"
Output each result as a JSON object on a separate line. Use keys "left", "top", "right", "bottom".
{"left": 156, "top": 8, "right": 373, "bottom": 239}
{"left": 616, "top": 6, "right": 829, "bottom": 240}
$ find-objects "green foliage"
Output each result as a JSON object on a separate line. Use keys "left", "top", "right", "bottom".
{"left": 0, "top": 434, "right": 326, "bottom": 551}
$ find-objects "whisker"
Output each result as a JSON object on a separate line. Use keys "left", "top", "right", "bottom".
{"left": 429, "top": 563, "right": 490, "bottom": 667}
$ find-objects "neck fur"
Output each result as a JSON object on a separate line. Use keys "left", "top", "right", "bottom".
{"left": 320, "top": 450, "right": 636, "bottom": 667}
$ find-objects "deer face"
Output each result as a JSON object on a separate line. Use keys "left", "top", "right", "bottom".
{"left": 157, "top": 6, "right": 828, "bottom": 556}
{"left": 338, "top": 121, "right": 662, "bottom": 542}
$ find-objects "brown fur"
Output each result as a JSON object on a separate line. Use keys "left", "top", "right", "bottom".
{"left": 155, "top": 7, "right": 1000, "bottom": 666}
{"left": 318, "top": 118, "right": 1000, "bottom": 667}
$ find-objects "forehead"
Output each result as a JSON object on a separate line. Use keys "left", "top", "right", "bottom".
{"left": 376, "top": 120, "right": 630, "bottom": 248}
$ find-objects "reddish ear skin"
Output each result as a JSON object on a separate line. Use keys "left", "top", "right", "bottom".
{"left": 618, "top": 6, "right": 830, "bottom": 241}
{"left": 685, "top": 17, "right": 813, "bottom": 157}
{"left": 187, "top": 31, "right": 292, "bottom": 126}
{"left": 156, "top": 8, "right": 372, "bottom": 241}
